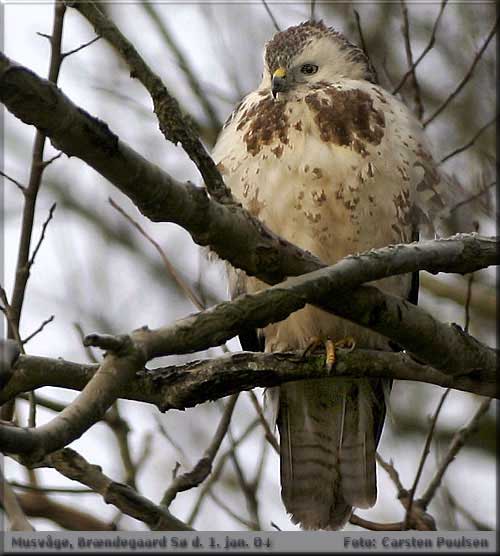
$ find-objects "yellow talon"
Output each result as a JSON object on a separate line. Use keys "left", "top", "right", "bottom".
{"left": 301, "top": 336, "right": 356, "bottom": 373}
{"left": 325, "top": 338, "right": 335, "bottom": 372}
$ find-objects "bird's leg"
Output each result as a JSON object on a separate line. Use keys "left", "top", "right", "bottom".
{"left": 301, "top": 336, "right": 356, "bottom": 372}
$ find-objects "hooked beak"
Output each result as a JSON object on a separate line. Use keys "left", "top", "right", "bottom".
{"left": 271, "top": 67, "right": 287, "bottom": 99}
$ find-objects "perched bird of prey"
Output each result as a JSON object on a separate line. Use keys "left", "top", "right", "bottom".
{"left": 212, "top": 20, "right": 444, "bottom": 530}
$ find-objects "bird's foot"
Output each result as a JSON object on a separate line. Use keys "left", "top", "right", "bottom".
{"left": 301, "top": 336, "right": 356, "bottom": 373}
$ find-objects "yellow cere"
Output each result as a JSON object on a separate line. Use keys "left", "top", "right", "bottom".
{"left": 273, "top": 67, "right": 287, "bottom": 78}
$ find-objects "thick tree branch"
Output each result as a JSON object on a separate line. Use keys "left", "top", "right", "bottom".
{"left": 0, "top": 343, "right": 145, "bottom": 461}
{"left": 0, "top": 466, "right": 35, "bottom": 531}
{"left": 1, "top": 347, "right": 496, "bottom": 419}
{"left": 47, "top": 448, "right": 193, "bottom": 531}
{"left": 82, "top": 235, "right": 496, "bottom": 374}
{"left": 0, "top": 51, "right": 322, "bottom": 286}
{"left": 0, "top": 233, "right": 496, "bottom": 458}
{"left": 16, "top": 491, "right": 113, "bottom": 531}
{"left": 66, "top": 0, "right": 231, "bottom": 203}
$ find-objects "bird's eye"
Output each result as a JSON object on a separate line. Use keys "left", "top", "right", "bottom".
{"left": 300, "top": 64, "right": 318, "bottom": 75}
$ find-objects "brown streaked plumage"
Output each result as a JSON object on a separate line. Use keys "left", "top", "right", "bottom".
{"left": 212, "top": 20, "right": 445, "bottom": 530}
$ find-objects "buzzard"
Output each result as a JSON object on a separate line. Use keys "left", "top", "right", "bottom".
{"left": 212, "top": 20, "right": 444, "bottom": 530}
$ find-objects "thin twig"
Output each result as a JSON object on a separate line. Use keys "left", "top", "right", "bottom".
{"left": 141, "top": 3, "right": 221, "bottom": 134}
{"left": 155, "top": 414, "right": 191, "bottom": 467}
{"left": 22, "top": 315, "right": 55, "bottom": 346}
{"left": 47, "top": 448, "right": 193, "bottom": 531}
{"left": 73, "top": 322, "right": 99, "bottom": 364}
{"left": 440, "top": 115, "right": 499, "bottom": 164}
{"left": 109, "top": 197, "right": 205, "bottom": 311}
{"left": 250, "top": 435, "right": 268, "bottom": 491}
{"left": 160, "top": 393, "right": 239, "bottom": 507}
{"left": 9, "top": 481, "right": 93, "bottom": 494}
{"left": 62, "top": 35, "right": 101, "bottom": 59}
{"left": 448, "top": 181, "right": 496, "bottom": 215}
{"left": 0, "top": 287, "right": 23, "bottom": 348}
{"left": 353, "top": 10, "right": 368, "bottom": 56}
{"left": 400, "top": 0, "right": 424, "bottom": 120}
{"left": 187, "top": 418, "right": 259, "bottom": 526}
{"left": 0, "top": 171, "right": 26, "bottom": 193}
{"left": 41, "top": 151, "right": 63, "bottom": 169}
{"left": 376, "top": 454, "right": 406, "bottom": 494}
{"left": 68, "top": 1, "right": 233, "bottom": 204}
{"left": 27, "top": 202, "right": 56, "bottom": 269}
{"left": 248, "top": 391, "right": 279, "bottom": 454}
{"left": 227, "top": 425, "right": 261, "bottom": 530}
{"left": 444, "top": 488, "right": 493, "bottom": 530}
{"left": 2, "top": 1, "right": 66, "bottom": 422}
{"left": 106, "top": 403, "right": 138, "bottom": 488}
{"left": 393, "top": 0, "right": 448, "bottom": 94}
{"left": 419, "top": 397, "right": 492, "bottom": 508}
{"left": 423, "top": 17, "right": 498, "bottom": 127}
{"left": 208, "top": 490, "right": 257, "bottom": 530}
{"left": 403, "top": 388, "right": 451, "bottom": 529}
{"left": 261, "top": 0, "right": 281, "bottom": 32}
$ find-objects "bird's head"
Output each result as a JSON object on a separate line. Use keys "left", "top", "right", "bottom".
{"left": 261, "top": 20, "right": 376, "bottom": 99}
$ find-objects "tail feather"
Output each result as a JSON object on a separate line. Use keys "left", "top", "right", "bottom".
{"left": 338, "top": 383, "right": 377, "bottom": 508}
{"left": 277, "top": 378, "right": 384, "bottom": 530}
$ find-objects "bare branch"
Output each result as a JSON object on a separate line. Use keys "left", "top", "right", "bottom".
{"left": 399, "top": 0, "right": 424, "bottom": 120}
{"left": 78, "top": 235, "right": 497, "bottom": 382}
{"left": 141, "top": 3, "right": 221, "bottom": 134}
{"left": 350, "top": 514, "right": 403, "bottom": 531}
{"left": 261, "top": 0, "right": 281, "bottom": 32}
{"left": 375, "top": 454, "right": 436, "bottom": 531}
{"left": 67, "top": 0, "right": 232, "bottom": 204}
{"left": 0, "top": 50, "right": 323, "bottom": 285}
{"left": 9, "top": 481, "right": 93, "bottom": 494}
{"left": 0, "top": 171, "right": 26, "bottom": 193}
{"left": 16, "top": 491, "right": 113, "bottom": 530}
{"left": 227, "top": 424, "right": 261, "bottom": 530}
{"left": 186, "top": 419, "right": 259, "bottom": 526}
{"left": 61, "top": 35, "right": 101, "bottom": 59}
{"left": 419, "top": 397, "right": 493, "bottom": 509}
{"left": 403, "top": 388, "right": 451, "bottom": 529}
{"left": 440, "top": 115, "right": 498, "bottom": 164}
{"left": 353, "top": 10, "right": 368, "bottom": 56}
{"left": 248, "top": 391, "right": 279, "bottom": 454}
{"left": 22, "top": 315, "right": 55, "bottom": 346}
{"left": 5, "top": 2, "right": 65, "bottom": 345}
{"left": 421, "top": 271, "right": 496, "bottom": 322}
{"left": 41, "top": 151, "right": 63, "bottom": 169}
{"left": 47, "top": 448, "right": 193, "bottom": 531}
{"left": 109, "top": 197, "right": 205, "bottom": 311}
{"left": 0, "top": 466, "right": 35, "bottom": 531}
{"left": 376, "top": 454, "right": 405, "bottom": 493}
{"left": 0, "top": 339, "right": 144, "bottom": 462}
{"left": 448, "top": 181, "right": 496, "bottom": 215}
{"left": 423, "top": 17, "right": 498, "bottom": 127}
{"left": 160, "top": 393, "right": 239, "bottom": 506}
{"left": 28, "top": 202, "right": 56, "bottom": 269}
{"left": 393, "top": 0, "right": 448, "bottom": 94}
{"left": 2, "top": 344, "right": 496, "bottom": 424}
